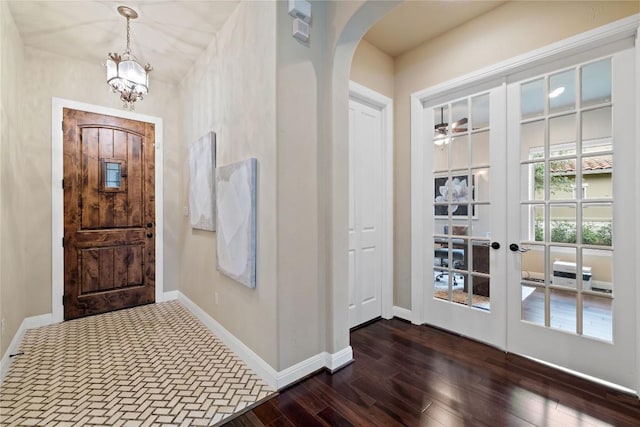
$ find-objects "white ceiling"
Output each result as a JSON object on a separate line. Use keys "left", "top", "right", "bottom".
{"left": 8, "top": 1, "right": 509, "bottom": 85}
{"left": 7, "top": 1, "right": 240, "bottom": 84}
{"left": 364, "top": 1, "right": 507, "bottom": 57}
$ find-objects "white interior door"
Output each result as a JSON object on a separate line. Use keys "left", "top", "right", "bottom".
{"left": 421, "top": 86, "right": 508, "bottom": 348}
{"left": 348, "top": 98, "right": 383, "bottom": 328}
{"left": 506, "top": 48, "right": 637, "bottom": 389}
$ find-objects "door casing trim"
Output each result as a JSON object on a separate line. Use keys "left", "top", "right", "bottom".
{"left": 348, "top": 81, "right": 394, "bottom": 323}
{"left": 51, "top": 98, "right": 164, "bottom": 323}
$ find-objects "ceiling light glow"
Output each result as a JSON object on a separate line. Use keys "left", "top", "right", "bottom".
{"left": 549, "top": 87, "right": 565, "bottom": 98}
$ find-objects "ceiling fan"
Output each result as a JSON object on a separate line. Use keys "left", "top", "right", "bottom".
{"left": 434, "top": 107, "right": 468, "bottom": 135}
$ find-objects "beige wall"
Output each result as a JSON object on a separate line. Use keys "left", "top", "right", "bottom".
{"left": 23, "top": 46, "right": 183, "bottom": 296}
{"left": 0, "top": 1, "right": 27, "bottom": 356}
{"left": 392, "top": 1, "right": 639, "bottom": 309}
{"left": 275, "top": 0, "right": 326, "bottom": 369}
{"left": 178, "top": 2, "right": 279, "bottom": 369}
{"left": 350, "top": 39, "right": 394, "bottom": 98}
{"left": 177, "top": 0, "right": 392, "bottom": 371}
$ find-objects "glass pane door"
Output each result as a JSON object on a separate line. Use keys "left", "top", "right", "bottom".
{"left": 424, "top": 86, "right": 507, "bottom": 349}
{"left": 518, "top": 59, "right": 614, "bottom": 340}
{"left": 507, "top": 49, "right": 636, "bottom": 389}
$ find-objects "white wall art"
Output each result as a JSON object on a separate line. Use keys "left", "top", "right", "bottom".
{"left": 189, "top": 131, "right": 216, "bottom": 231}
{"left": 216, "top": 158, "right": 257, "bottom": 288}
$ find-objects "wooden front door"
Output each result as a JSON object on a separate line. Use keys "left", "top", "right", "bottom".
{"left": 63, "top": 108, "right": 155, "bottom": 320}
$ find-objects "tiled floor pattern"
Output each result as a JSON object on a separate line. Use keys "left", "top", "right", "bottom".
{"left": 0, "top": 301, "right": 276, "bottom": 426}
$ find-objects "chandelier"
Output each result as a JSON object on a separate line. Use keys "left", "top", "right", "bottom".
{"left": 106, "top": 6, "right": 152, "bottom": 110}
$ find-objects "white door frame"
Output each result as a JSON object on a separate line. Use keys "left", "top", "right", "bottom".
{"left": 635, "top": 25, "right": 640, "bottom": 396}
{"left": 348, "top": 81, "right": 394, "bottom": 321}
{"left": 411, "top": 16, "right": 639, "bottom": 390}
{"left": 51, "top": 98, "right": 164, "bottom": 323}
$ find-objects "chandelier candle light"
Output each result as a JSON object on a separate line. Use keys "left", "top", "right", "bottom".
{"left": 106, "top": 6, "right": 152, "bottom": 110}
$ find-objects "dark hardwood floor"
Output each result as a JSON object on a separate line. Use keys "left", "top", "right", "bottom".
{"left": 227, "top": 318, "right": 640, "bottom": 426}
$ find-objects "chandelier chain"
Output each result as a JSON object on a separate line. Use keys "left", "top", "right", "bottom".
{"left": 106, "top": 6, "right": 151, "bottom": 110}
{"left": 125, "top": 17, "right": 131, "bottom": 55}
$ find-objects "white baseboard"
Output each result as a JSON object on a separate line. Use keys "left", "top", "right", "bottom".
{"left": 275, "top": 353, "right": 325, "bottom": 388}
{"left": 1, "top": 313, "right": 53, "bottom": 383}
{"left": 24, "top": 313, "right": 53, "bottom": 329}
{"left": 176, "top": 291, "right": 353, "bottom": 390}
{"left": 162, "top": 290, "right": 179, "bottom": 301}
{"left": 324, "top": 346, "right": 353, "bottom": 372}
{"left": 393, "top": 306, "right": 412, "bottom": 321}
{"left": 274, "top": 346, "right": 353, "bottom": 388}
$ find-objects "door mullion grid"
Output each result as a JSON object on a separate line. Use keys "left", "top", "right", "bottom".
{"left": 446, "top": 103, "right": 454, "bottom": 298}
{"left": 466, "top": 97, "right": 473, "bottom": 302}
{"left": 526, "top": 64, "right": 607, "bottom": 336}
{"left": 575, "top": 66, "right": 584, "bottom": 336}
{"left": 543, "top": 74, "right": 552, "bottom": 328}
{"left": 431, "top": 91, "right": 495, "bottom": 309}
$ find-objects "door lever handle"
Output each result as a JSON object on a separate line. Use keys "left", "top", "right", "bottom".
{"left": 478, "top": 242, "right": 501, "bottom": 249}
{"left": 509, "top": 243, "right": 530, "bottom": 253}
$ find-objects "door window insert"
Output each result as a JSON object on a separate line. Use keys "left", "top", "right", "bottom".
{"left": 100, "top": 159, "right": 127, "bottom": 192}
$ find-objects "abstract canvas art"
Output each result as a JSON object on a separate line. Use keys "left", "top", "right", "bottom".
{"left": 189, "top": 132, "right": 216, "bottom": 231}
{"left": 216, "top": 158, "right": 257, "bottom": 288}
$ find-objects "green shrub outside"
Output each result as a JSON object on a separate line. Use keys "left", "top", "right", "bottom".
{"left": 534, "top": 220, "right": 611, "bottom": 246}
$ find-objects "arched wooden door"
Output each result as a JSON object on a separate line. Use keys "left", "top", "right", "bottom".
{"left": 63, "top": 108, "right": 155, "bottom": 320}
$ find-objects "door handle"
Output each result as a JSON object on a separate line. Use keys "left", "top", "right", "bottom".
{"left": 147, "top": 222, "right": 153, "bottom": 228}
{"left": 509, "top": 243, "right": 530, "bottom": 253}
{"left": 477, "top": 241, "right": 501, "bottom": 249}
{"left": 146, "top": 232, "right": 153, "bottom": 238}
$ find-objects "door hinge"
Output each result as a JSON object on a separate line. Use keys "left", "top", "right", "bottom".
{"left": 62, "top": 237, "right": 64, "bottom": 248}
{"left": 62, "top": 295, "right": 65, "bottom": 305}
{"left": 61, "top": 121, "right": 63, "bottom": 131}
{"left": 62, "top": 179, "right": 64, "bottom": 189}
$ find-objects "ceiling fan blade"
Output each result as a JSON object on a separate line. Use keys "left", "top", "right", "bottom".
{"left": 451, "top": 117, "right": 468, "bottom": 129}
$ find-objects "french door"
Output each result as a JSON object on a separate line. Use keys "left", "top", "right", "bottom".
{"left": 421, "top": 85, "right": 507, "bottom": 349}
{"left": 417, "top": 45, "right": 636, "bottom": 390}
{"left": 506, "top": 48, "right": 636, "bottom": 389}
